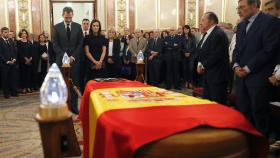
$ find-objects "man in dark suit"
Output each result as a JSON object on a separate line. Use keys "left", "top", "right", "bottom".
{"left": 196, "top": 12, "right": 229, "bottom": 105}
{"left": 163, "top": 28, "right": 182, "bottom": 90}
{"left": 29, "top": 33, "right": 40, "bottom": 90}
{"left": 146, "top": 29, "right": 163, "bottom": 86}
{"left": 44, "top": 32, "right": 55, "bottom": 65}
{"left": 121, "top": 27, "right": 132, "bottom": 52}
{"left": 52, "top": 7, "right": 84, "bottom": 114}
{"left": 80, "top": 18, "right": 90, "bottom": 93}
{"left": 0, "top": 27, "right": 18, "bottom": 98}
{"left": 233, "top": 0, "right": 279, "bottom": 135}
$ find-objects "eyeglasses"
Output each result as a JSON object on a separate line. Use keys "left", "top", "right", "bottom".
{"left": 236, "top": 5, "right": 247, "bottom": 10}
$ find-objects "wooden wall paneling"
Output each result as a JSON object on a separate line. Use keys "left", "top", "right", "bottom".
{"left": 8, "top": 0, "right": 16, "bottom": 32}
{"left": 32, "top": 0, "right": 42, "bottom": 39}
{"left": 198, "top": 0, "right": 204, "bottom": 26}
{"left": 129, "top": 0, "right": 135, "bottom": 32}
{"left": 107, "top": 0, "right": 115, "bottom": 29}
{"left": 179, "top": 0, "right": 185, "bottom": 27}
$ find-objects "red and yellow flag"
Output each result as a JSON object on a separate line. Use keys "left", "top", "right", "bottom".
{"left": 79, "top": 80, "right": 268, "bottom": 158}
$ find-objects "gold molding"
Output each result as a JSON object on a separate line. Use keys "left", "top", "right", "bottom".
{"left": 16, "top": 0, "right": 32, "bottom": 33}
{"left": 116, "top": 0, "right": 128, "bottom": 33}
{"left": 186, "top": 0, "right": 197, "bottom": 27}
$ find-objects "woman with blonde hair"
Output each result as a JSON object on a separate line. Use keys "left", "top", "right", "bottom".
{"left": 105, "top": 28, "right": 121, "bottom": 78}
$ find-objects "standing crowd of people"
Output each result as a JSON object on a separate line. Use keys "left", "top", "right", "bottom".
{"left": 1, "top": 0, "right": 280, "bottom": 147}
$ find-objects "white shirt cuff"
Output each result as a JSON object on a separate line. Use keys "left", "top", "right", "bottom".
{"left": 274, "top": 65, "right": 280, "bottom": 73}
{"left": 243, "top": 65, "right": 251, "bottom": 73}
{"left": 275, "top": 69, "right": 280, "bottom": 80}
{"left": 198, "top": 62, "right": 204, "bottom": 69}
{"left": 70, "top": 56, "right": 75, "bottom": 61}
{"left": 233, "top": 63, "right": 239, "bottom": 70}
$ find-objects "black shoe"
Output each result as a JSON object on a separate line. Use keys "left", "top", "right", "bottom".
{"left": 4, "top": 95, "right": 10, "bottom": 99}
{"left": 175, "top": 87, "right": 183, "bottom": 90}
{"left": 11, "top": 93, "right": 19, "bottom": 97}
{"left": 27, "top": 88, "right": 32, "bottom": 93}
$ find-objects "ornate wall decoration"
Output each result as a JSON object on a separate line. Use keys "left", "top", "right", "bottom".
{"left": 186, "top": 0, "right": 197, "bottom": 27}
{"left": 17, "top": 0, "right": 32, "bottom": 32}
{"left": 116, "top": 0, "right": 128, "bottom": 33}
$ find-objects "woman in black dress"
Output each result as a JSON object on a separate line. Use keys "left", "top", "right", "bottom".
{"left": 17, "top": 29, "right": 33, "bottom": 93}
{"left": 37, "top": 34, "right": 49, "bottom": 86}
{"left": 182, "top": 25, "right": 196, "bottom": 88}
{"left": 105, "top": 28, "right": 121, "bottom": 78}
{"left": 84, "top": 19, "right": 107, "bottom": 80}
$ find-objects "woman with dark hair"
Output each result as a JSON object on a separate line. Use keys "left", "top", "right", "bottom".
{"left": 105, "top": 28, "right": 121, "bottom": 78}
{"left": 37, "top": 34, "right": 49, "bottom": 86}
{"left": 161, "top": 30, "right": 169, "bottom": 39}
{"left": 17, "top": 29, "right": 33, "bottom": 93}
{"left": 84, "top": 19, "right": 107, "bottom": 80}
{"left": 143, "top": 32, "right": 150, "bottom": 40}
{"left": 182, "top": 25, "right": 196, "bottom": 88}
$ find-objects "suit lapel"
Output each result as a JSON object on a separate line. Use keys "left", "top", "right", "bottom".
{"left": 60, "top": 22, "right": 68, "bottom": 41}
{"left": 201, "top": 26, "right": 217, "bottom": 49}
{"left": 240, "top": 13, "right": 262, "bottom": 50}
{"left": 245, "top": 13, "right": 262, "bottom": 38}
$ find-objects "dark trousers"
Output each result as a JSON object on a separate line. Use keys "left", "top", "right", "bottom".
{"left": 235, "top": 79, "right": 270, "bottom": 135}
{"left": 148, "top": 58, "right": 161, "bottom": 86}
{"left": 120, "top": 63, "right": 136, "bottom": 81}
{"left": 86, "top": 67, "right": 108, "bottom": 81}
{"left": 107, "top": 62, "right": 121, "bottom": 78}
{"left": 79, "top": 60, "right": 86, "bottom": 94}
{"left": 165, "top": 51, "right": 180, "bottom": 89}
{"left": 69, "top": 62, "right": 80, "bottom": 114}
{"left": 203, "top": 79, "right": 227, "bottom": 105}
{"left": 20, "top": 64, "right": 32, "bottom": 89}
{"left": 1, "top": 64, "right": 17, "bottom": 96}
{"left": 183, "top": 58, "right": 191, "bottom": 83}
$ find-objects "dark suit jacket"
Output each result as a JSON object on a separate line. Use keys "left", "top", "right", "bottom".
{"left": 197, "top": 26, "right": 229, "bottom": 84}
{"left": 31, "top": 41, "right": 40, "bottom": 69}
{"left": 106, "top": 39, "right": 121, "bottom": 63}
{"left": 121, "top": 35, "right": 132, "bottom": 47}
{"left": 122, "top": 45, "right": 132, "bottom": 62}
{"left": 233, "top": 12, "right": 280, "bottom": 86}
{"left": 0, "top": 38, "right": 17, "bottom": 65}
{"left": 146, "top": 38, "right": 163, "bottom": 60}
{"left": 46, "top": 41, "right": 55, "bottom": 64}
{"left": 163, "top": 35, "right": 183, "bottom": 61}
{"left": 182, "top": 34, "right": 196, "bottom": 55}
{"left": 52, "top": 21, "right": 84, "bottom": 66}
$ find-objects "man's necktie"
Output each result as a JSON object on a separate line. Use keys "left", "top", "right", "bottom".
{"left": 197, "top": 33, "right": 207, "bottom": 48}
{"left": 5, "top": 40, "right": 10, "bottom": 46}
{"left": 153, "top": 38, "right": 157, "bottom": 49}
{"left": 137, "top": 38, "right": 139, "bottom": 46}
{"left": 244, "top": 19, "right": 250, "bottom": 34}
{"left": 67, "top": 23, "right": 71, "bottom": 40}
{"left": 84, "top": 31, "right": 87, "bottom": 37}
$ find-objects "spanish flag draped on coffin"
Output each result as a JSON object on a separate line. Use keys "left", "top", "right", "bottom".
{"left": 79, "top": 80, "right": 268, "bottom": 158}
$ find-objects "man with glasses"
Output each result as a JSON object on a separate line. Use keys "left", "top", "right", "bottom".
{"left": 232, "top": 0, "right": 279, "bottom": 135}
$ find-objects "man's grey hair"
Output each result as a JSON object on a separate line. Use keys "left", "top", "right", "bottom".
{"left": 247, "top": 0, "right": 261, "bottom": 8}
{"left": 62, "top": 7, "right": 73, "bottom": 14}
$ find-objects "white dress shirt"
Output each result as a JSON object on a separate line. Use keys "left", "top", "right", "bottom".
{"left": 64, "top": 21, "right": 72, "bottom": 30}
{"left": 108, "top": 41, "right": 113, "bottom": 57}
{"left": 198, "top": 25, "right": 216, "bottom": 68}
{"left": 229, "top": 34, "right": 236, "bottom": 63}
{"left": 83, "top": 30, "right": 89, "bottom": 37}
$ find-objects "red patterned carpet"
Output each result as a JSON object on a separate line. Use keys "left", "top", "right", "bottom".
{"left": 0, "top": 95, "right": 83, "bottom": 158}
